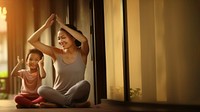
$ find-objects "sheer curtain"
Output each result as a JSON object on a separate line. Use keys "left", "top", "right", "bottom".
{"left": 128, "top": 0, "right": 200, "bottom": 105}
{"left": 104, "top": 0, "right": 124, "bottom": 101}
{"left": 7, "top": 0, "right": 27, "bottom": 95}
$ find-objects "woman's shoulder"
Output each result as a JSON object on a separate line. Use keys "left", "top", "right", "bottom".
{"left": 51, "top": 47, "right": 63, "bottom": 61}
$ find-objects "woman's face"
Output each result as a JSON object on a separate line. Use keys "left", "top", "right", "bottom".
{"left": 57, "top": 30, "right": 75, "bottom": 49}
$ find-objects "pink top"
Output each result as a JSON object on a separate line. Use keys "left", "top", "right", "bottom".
{"left": 18, "top": 69, "right": 42, "bottom": 94}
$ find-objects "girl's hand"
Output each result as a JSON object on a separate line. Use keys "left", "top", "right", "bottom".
{"left": 38, "top": 57, "right": 44, "bottom": 67}
{"left": 44, "top": 14, "right": 55, "bottom": 28}
{"left": 17, "top": 56, "right": 23, "bottom": 64}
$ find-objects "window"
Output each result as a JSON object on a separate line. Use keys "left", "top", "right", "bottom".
{"left": 0, "top": 5, "right": 8, "bottom": 99}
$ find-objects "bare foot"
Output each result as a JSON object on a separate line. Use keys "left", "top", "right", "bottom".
{"left": 39, "top": 102, "right": 60, "bottom": 108}
{"left": 16, "top": 104, "right": 26, "bottom": 109}
{"left": 16, "top": 104, "right": 40, "bottom": 108}
{"left": 31, "top": 103, "right": 40, "bottom": 108}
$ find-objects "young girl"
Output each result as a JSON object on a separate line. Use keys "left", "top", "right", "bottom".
{"left": 27, "top": 14, "right": 90, "bottom": 108}
{"left": 11, "top": 48, "right": 46, "bottom": 108}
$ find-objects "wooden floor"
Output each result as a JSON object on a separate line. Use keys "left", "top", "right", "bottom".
{"left": 1, "top": 99, "right": 200, "bottom": 112}
{"left": 0, "top": 100, "right": 131, "bottom": 112}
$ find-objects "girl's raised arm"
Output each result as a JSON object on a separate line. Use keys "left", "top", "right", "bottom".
{"left": 11, "top": 56, "right": 23, "bottom": 77}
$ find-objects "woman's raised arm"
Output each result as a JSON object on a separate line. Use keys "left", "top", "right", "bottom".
{"left": 28, "top": 14, "right": 55, "bottom": 59}
{"left": 56, "top": 15, "right": 89, "bottom": 56}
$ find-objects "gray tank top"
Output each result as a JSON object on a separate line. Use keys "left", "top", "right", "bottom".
{"left": 53, "top": 51, "right": 86, "bottom": 94}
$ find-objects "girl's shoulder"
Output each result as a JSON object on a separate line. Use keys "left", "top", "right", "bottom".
{"left": 18, "top": 69, "right": 28, "bottom": 73}
{"left": 17, "top": 69, "right": 29, "bottom": 78}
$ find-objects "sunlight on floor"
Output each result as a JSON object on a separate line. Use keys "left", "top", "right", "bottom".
{"left": 0, "top": 100, "right": 16, "bottom": 109}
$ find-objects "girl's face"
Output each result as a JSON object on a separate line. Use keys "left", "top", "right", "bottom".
{"left": 57, "top": 30, "right": 75, "bottom": 49}
{"left": 26, "top": 53, "right": 41, "bottom": 70}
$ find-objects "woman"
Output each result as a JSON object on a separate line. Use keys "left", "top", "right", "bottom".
{"left": 27, "top": 14, "right": 90, "bottom": 108}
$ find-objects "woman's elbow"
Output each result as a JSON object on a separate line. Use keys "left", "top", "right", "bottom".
{"left": 27, "top": 38, "right": 37, "bottom": 46}
{"left": 27, "top": 38, "right": 33, "bottom": 44}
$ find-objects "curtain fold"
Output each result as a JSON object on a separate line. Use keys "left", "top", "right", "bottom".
{"left": 6, "top": 0, "right": 26, "bottom": 95}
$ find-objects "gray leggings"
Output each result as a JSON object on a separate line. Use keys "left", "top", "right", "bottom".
{"left": 37, "top": 80, "right": 90, "bottom": 107}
